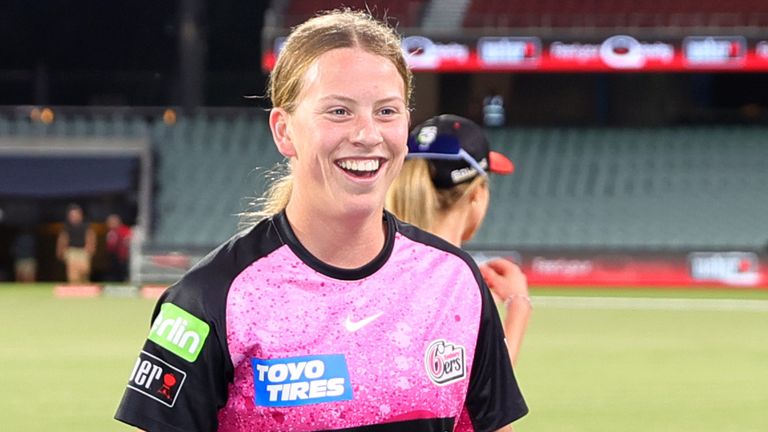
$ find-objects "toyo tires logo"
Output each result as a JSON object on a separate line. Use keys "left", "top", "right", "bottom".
{"left": 148, "top": 303, "right": 210, "bottom": 362}
{"left": 252, "top": 354, "right": 353, "bottom": 407}
{"left": 424, "top": 339, "right": 466, "bottom": 386}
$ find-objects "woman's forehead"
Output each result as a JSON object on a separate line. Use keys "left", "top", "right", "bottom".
{"left": 298, "top": 48, "right": 405, "bottom": 100}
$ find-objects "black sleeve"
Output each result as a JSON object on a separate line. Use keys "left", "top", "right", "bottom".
{"left": 114, "top": 280, "right": 231, "bottom": 432}
{"left": 464, "top": 278, "right": 528, "bottom": 431}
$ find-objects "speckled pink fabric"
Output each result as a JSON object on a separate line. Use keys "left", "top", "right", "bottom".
{"left": 217, "top": 232, "right": 482, "bottom": 431}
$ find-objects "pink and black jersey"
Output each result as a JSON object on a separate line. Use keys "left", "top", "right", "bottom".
{"left": 115, "top": 211, "right": 527, "bottom": 431}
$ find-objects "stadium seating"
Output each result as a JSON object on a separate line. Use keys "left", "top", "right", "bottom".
{"left": 2, "top": 113, "right": 766, "bottom": 251}
{"left": 471, "top": 126, "right": 768, "bottom": 250}
{"left": 463, "top": 0, "right": 768, "bottom": 28}
{"left": 149, "top": 113, "right": 283, "bottom": 248}
{"left": 277, "top": 0, "right": 768, "bottom": 29}
{"left": 282, "top": 0, "right": 427, "bottom": 27}
{"left": 0, "top": 112, "right": 281, "bottom": 249}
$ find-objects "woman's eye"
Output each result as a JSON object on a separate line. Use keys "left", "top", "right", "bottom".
{"left": 330, "top": 108, "right": 348, "bottom": 116}
{"left": 379, "top": 107, "right": 396, "bottom": 116}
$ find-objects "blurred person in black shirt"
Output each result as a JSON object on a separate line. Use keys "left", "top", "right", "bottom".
{"left": 56, "top": 204, "right": 96, "bottom": 283}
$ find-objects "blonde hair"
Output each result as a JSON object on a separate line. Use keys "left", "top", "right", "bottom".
{"left": 386, "top": 159, "right": 487, "bottom": 232}
{"left": 269, "top": 9, "right": 412, "bottom": 114}
{"left": 244, "top": 8, "right": 413, "bottom": 225}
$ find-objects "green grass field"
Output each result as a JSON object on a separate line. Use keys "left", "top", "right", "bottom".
{"left": 1, "top": 283, "right": 767, "bottom": 431}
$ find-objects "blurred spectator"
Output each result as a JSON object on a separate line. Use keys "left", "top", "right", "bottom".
{"left": 105, "top": 214, "right": 132, "bottom": 282}
{"left": 13, "top": 230, "right": 37, "bottom": 282}
{"left": 56, "top": 204, "right": 96, "bottom": 283}
{"left": 483, "top": 91, "right": 506, "bottom": 127}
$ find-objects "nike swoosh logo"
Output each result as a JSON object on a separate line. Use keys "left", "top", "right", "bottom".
{"left": 344, "top": 311, "right": 384, "bottom": 332}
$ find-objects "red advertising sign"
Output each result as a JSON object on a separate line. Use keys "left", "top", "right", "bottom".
{"left": 262, "top": 34, "right": 768, "bottom": 72}
{"left": 473, "top": 250, "right": 768, "bottom": 288}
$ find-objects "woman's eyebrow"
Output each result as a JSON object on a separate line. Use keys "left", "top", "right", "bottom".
{"left": 318, "top": 95, "right": 405, "bottom": 105}
{"left": 319, "top": 95, "right": 356, "bottom": 104}
{"left": 375, "top": 96, "right": 406, "bottom": 105}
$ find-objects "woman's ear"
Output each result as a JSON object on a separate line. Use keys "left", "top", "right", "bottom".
{"left": 467, "top": 181, "right": 484, "bottom": 204}
{"left": 467, "top": 181, "right": 491, "bottom": 214}
{"left": 269, "top": 107, "right": 297, "bottom": 158}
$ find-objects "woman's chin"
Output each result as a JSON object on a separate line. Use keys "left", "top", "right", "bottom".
{"left": 334, "top": 194, "right": 386, "bottom": 219}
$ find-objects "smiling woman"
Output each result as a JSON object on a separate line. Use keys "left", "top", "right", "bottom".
{"left": 269, "top": 46, "right": 410, "bottom": 263}
{"left": 114, "top": 8, "right": 527, "bottom": 432}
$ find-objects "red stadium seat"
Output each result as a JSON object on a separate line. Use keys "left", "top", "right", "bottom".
{"left": 283, "top": 0, "right": 426, "bottom": 27}
{"left": 462, "top": 0, "right": 768, "bottom": 28}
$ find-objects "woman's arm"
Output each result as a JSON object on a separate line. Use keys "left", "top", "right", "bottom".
{"left": 479, "top": 258, "right": 532, "bottom": 366}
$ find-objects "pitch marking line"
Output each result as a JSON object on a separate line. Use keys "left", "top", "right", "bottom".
{"left": 532, "top": 296, "right": 768, "bottom": 312}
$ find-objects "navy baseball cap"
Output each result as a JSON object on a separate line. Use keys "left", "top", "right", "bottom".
{"left": 407, "top": 114, "right": 514, "bottom": 189}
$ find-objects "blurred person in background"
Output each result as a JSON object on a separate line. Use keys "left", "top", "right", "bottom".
{"left": 115, "top": 9, "right": 526, "bottom": 432}
{"left": 12, "top": 228, "right": 37, "bottom": 282}
{"left": 482, "top": 92, "right": 505, "bottom": 128}
{"left": 387, "top": 114, "right": 532, "bottom": 366}
{"left": 56, "top": 204, "right": 96, "bottom": 283}
{"left": 105, "top": 213, "right": 132, "bottom": 282}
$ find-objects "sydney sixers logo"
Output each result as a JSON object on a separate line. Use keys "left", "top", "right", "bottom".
{"left": 424, "top": 339, "right": 466, "bottom": 385}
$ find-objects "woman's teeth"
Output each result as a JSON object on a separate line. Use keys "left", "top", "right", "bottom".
{"left": 338, "top": 159, "right": 380, "bottom": 173}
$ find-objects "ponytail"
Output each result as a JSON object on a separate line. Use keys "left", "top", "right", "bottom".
{"left": 386, "top": 159, "right": 438, "bottom": 230}
{"left": 387, "top": 159, "right": 488, "bottom": 232}
{"left": 239, "top": 163, "right": 293, "bottom": 228}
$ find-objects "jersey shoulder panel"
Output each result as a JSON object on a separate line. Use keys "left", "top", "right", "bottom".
{"left": 115, "top": 216, "right": 285, "bottom": 432}
{"left": 393, "top": 216, "right": 485, "bottom": 285}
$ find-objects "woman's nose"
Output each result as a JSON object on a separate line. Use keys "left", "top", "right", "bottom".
{"left": 352, "top": 114, "right": 383, "bottom": 146}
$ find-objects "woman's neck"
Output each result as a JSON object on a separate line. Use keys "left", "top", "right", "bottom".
{"left": 430, "top": 207, "right": 469, "bottom": 248}
{"left": 284, "top": 202, "right": 386, "bottom": 269}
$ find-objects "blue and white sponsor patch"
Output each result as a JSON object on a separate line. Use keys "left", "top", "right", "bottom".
{"left": 252, "top": 354, "right": 353, "bottom": 407}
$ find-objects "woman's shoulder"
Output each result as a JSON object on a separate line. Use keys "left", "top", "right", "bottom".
{"left": 166, "top": 216, "right": 284, "bottom": 301}
{"left": 390, "top": 214, "right": 480, "bottom": 272}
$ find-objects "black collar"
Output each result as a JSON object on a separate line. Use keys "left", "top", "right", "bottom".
{"left": 272, "top": 210, "right": 396, "bottom": 280}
